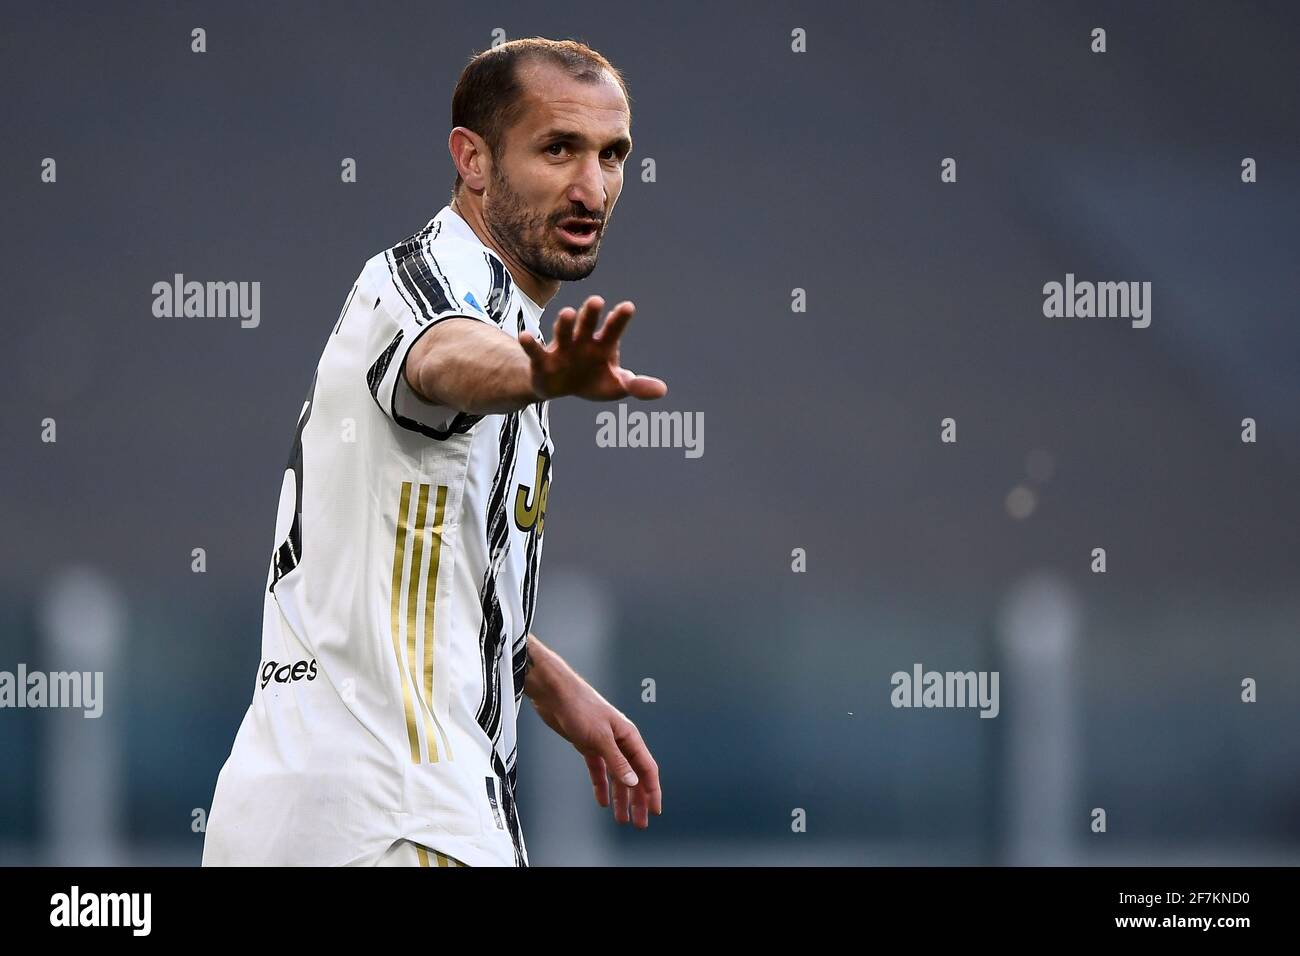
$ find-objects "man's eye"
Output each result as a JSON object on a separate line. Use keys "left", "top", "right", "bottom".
{"left": 546, "top": 143, "right": 565, "bottom": 155}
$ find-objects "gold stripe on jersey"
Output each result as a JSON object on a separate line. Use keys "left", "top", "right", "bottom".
{"left": 414, "top": 846, "right": 466, "bottom": 867}
{"left": 406, "top": 484, "right": 438, "bottom": 762}
{"left": 389, "top": 481, "right": 421, "bottom": 763}
{"left": 423, "top": 484, "right": 454, "bottom": 761}
{"left": 390, "top": 481, "right": 455, "bottom": 765}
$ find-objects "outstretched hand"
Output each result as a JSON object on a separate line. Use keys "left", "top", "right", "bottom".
{"left": 518, "top": 295, "right": 668, "bottom": 402}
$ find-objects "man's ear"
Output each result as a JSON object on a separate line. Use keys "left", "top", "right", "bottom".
{"left": 449, "top": 126, "right": 490, "bottom": 191}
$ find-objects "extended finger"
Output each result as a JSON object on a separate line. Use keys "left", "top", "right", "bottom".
{"left": 595, "top": 300, "right": 635, "bottom": 343}
{"left": 630, "top": 784, "right": 649, "bottom": 829}
{"left": 585, "top": 754, "right": 610, "bottom": 807}
{"left": 610, "top": 778, "right": 631, "bottom": 825}
{"left": 553, "top": 306, "right": 578, "bottom": 346}
{"left": 572, "top": 295, "right": 605, "bottom": 342}
{"left": 614, "top": 720, "right": 663, "bottom": 817}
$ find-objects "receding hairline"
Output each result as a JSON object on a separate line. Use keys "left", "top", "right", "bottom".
{"left": 506, "top": 59, "right": 630, "bottom": 137}
{"left": 515, "top": 55, "right": 628, "bottom": 100}
{"left": 449, "top": 38, "right": 632, "bottom": 197}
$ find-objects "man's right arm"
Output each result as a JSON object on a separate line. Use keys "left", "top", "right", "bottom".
{"left": 405, "top": 316, "right": 540, "bottom": 416}
{"left": 404, "top": 294, "right": 667, "bottom": 416}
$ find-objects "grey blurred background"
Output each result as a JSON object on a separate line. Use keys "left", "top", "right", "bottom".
{"left": 1, "top": 1, "right": 1297, "bottom": 865}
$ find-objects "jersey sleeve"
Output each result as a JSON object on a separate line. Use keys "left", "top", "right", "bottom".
{"left": 364, "top": 238, "right": 504, "bottom": 439}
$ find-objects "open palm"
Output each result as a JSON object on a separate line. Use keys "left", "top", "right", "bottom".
{"left": 518, "top": 295, "right": 667, "bottom": 402}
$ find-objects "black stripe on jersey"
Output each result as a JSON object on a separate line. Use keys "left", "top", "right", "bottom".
{"left": 385, "top": 221, "right": 439, "bottom": 322}
{"left": 515, "top": 400, "right": 552, "bottom": 674}
{"left": 475, "top": 412, "right": 521, "bottom": 742}
{"left": 391, "top": 404, "right": 480, "bottom": 442}
{"left": 519, "top": 528, "right": 540, "bottom": 627}
{"left": 514, "top": 499, "right": 542, "bottom": 696}
{"left": 270, "top": 371, "right": 319, "bottom": 592}
{"left": 366, "top": 329, "right": 403, "bottom": 400}
{"left": 471, "top": 416, "right": 530, "bottom": 870}
{"left": 482, "top": 252, "right": 512, "bottom": 326}
{"left": 333, "top": 282, "right": 358, "bottom": 335}
{"left": 396, "top": 244, "right": 457, "bottom": 322}
{"left": 424, "top": 251, "right": 475, "bottom": 321}
{"left": 537, "top": 394, "right": 552, "bottom": 445}
{"left": 511, "top": 628, "right": 530, "bottom": 707}
{"left": 491, "top": 750, "right": 528, "bottom": 867}
{"left": 391, "top": 346, "right": 485, "bottom": 441}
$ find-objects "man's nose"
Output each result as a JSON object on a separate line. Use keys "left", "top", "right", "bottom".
{"left": 567, "top": 156, "right": 607, "bottom": 215}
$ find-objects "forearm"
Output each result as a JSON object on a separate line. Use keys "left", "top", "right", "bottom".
{"left": 522, "top": 634, "right": 574, "bottom": 704}
{"left": 407, "top": 318, "right": 540, "bottom": 415}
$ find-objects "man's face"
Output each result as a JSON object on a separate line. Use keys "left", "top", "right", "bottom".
{"left": 480, "top": 61, "right": 632, "bottom": 283}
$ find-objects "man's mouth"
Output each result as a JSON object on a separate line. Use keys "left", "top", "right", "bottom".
{"left": 555, "top": 217, "right": 601, "bottom": 248}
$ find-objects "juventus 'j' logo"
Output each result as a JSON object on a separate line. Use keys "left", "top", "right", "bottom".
{"left": 513, "top": 447, "right": 551, "bottom": 534}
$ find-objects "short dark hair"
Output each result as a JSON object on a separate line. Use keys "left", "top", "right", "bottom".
{"left": 449, "top": 37, "right": 630, "bottom": 198}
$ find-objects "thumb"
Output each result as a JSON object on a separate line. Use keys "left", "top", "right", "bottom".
{"left": 600, "top": 737, "right": 639, "bottom": 788}
{"left": 617, "top": 368, "right": 668, "bottom": 400}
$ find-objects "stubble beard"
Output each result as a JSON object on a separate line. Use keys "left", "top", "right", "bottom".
{"left": 482, "top": 163, "right": 602, "bottom": 282}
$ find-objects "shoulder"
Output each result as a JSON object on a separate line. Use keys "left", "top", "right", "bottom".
{"left": 424, "top": 230, "right": 498, "bottom": 287}
{"left": 422, "top": 224, "right": 514, "bottom": 326}
{"left": 364, "top": 211, "right": 514, "bottom": 326}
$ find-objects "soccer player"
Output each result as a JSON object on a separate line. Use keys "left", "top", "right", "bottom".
{"left": 203, "top": 38, "right": 665, "bottom": 867}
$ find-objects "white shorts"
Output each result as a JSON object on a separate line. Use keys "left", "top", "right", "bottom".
{"left": 375, "top": 839, "right": 469, "bottom": 867}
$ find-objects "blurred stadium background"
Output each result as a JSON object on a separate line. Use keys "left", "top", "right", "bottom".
{"left": 2, "top": 1, "right": 1298, "bottom": 865}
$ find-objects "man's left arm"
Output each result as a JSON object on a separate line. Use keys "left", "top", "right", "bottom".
{"left": 523, "top": 634, "right": 662, "bottom": 829}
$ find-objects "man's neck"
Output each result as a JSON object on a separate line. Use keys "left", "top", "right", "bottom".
{"left": 451, "top": 196, "right": 558, "bottom": 309}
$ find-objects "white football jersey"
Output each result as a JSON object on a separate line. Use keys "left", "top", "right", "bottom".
{"left": 203, "top": 205, "right": 553, "bottom": 867}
